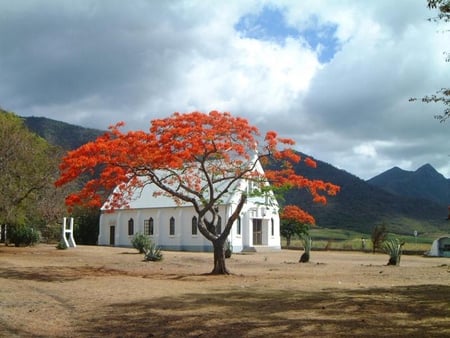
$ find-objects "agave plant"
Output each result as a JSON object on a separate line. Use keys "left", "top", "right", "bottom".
{"left": 225, "top": 239, "right": 233, "bottom": 259}
{"left": 382, "top": 238, "right": 405, "bottom": 266}
{"left": 144, "top": 242, "right": 163, "bottom": 262}
{"left": 299, "top": 234, "right": 312, "bottom": 263}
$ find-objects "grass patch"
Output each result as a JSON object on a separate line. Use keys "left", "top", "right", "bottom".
{"left": 282, "top": 227, "right": 439, "bottom": 252}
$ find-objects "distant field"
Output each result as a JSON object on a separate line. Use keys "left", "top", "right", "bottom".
{"left": 282, "top": 228, "right": 444, "bottom": 252}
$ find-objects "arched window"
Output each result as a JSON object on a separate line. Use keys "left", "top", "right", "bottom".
{"left": 169, "top": 217, "right": 175, "bottom": 236}
{"left": 144, "top": 218, "right": 154, "bottom": 236}
{"left": 128, "top": 218, "right": 134, "bottom": 236}
{"left": 149, "top": 218, "right": 154, "bottom": 235}
{"left": 236, "top": 217, "right": 241, "bottom": 235}
{"left": 192, "top": 216, "right": 198, "bottom": 235}
{"left": 271, "top": 218, "right": 275, "bottom": 236}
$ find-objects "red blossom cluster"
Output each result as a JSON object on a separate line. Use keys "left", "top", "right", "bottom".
{"left": 280, "top": 205, "right": 316, "bottom": 225}
{"left": 56, "top": 111, "right": 339, "bottom": 212}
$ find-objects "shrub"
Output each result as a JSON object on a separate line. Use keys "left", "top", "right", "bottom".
{"left": 9, "top": 225, "right": 40, "bottom": 247}
{"left": 383, "top": 238, "right": 405, "bottom": 266}
{"left": 56, "top": 240, "right": 68, "bottom": 250}
{"left": 144, "top": 242, "right": 163, "bottom": 261}
{"left": 131, "top": 233, "right": 151, "bottom": 253}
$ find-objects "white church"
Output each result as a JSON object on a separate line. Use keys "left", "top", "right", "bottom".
{"left": 97, "top": 160, "right": 282, "bottom": 253}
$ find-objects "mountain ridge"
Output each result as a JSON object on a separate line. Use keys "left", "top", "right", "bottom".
{"left": 23, "top": 116, "right": 104, "bottom": 150}
{"left": 279, "top": 153, "right": 449, "bottom": 235}
{"left": 368, "top": 163, "right": 449, "bottom": 206}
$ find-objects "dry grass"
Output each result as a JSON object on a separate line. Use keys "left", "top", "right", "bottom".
{"left": 0, "top": 244, "right": 449, "bottom": 337}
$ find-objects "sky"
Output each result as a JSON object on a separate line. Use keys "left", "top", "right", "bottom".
{"left": 0, "top": 0, "right": 449, "bottom": 180}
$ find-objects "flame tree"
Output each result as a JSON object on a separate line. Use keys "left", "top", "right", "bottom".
{"left": 56, "top": 111, "right": 339, "bottom": 274}
{"left": 280, "top": 205, "right": 315, "bottom": 248}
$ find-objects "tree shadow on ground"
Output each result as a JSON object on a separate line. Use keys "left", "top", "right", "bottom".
{"left": 77, "top": 284, "right": 450, "bottom": 337}
{"left": 0, "top": 265, "right": 126, "bottom": 282}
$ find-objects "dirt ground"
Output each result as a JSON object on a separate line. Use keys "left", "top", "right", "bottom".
{"left": 0, "top": 244, "right": 449, "bottom": 337}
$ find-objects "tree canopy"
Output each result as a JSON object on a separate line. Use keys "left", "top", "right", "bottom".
{"left": 56, "top": 111, "right": 339, "bottom": 274}
{"left": 428, "top": 0, "right": 450, "bottom": 22}
{"left": 280, "top": 205, "right": 315, "bottom": 247}
{"left": 410, "top": 0, "right": 450, "bottom": 122}
{"left": 0, "top": 110, "right": 63, "bottom": 228}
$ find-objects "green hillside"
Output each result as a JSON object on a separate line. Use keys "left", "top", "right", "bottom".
{"left": 273, "top": 153, "right": 449, "bottom": 236}
{"left": 23, "top": 116, "right": 104, "bottom": 150}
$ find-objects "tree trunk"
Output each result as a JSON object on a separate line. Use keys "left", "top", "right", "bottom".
{"left": 286, "top": 235, "right": 291, "bottom": 248}
{"left": 211, "top": 238, "right": 229, "bottom": 275}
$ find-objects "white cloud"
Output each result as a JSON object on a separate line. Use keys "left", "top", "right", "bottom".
{"left": 353, "top": 143, "right": 378, "bottom": 158}
{"left": 0, "top": 0, "right": 448, "bottom": 180}
{"left": 169, "top": 36, "right": 319, "bottom": 116}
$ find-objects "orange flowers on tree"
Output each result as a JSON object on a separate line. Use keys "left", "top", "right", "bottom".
{"left": 56, "top": 111, "right": 339, "bottom": 274}
{"left": 280, "top": 205, "right": 315, "bottom": 248}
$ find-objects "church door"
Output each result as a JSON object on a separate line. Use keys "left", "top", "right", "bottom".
{"left": 253, "top": 219, "right": 262, "bottom": 245}
{"left": 109, "top": 226, "right": 115, "bottom": 246}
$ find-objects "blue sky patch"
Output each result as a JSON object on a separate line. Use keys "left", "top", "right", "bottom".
{"left": 235, "top": 7, "right": 339, "bottom": 63}
{"left": 301, "top": 16, "right": 340, "bottom": 63}
{"left": 234, "top": 6, "right": 298, "bottom": 44}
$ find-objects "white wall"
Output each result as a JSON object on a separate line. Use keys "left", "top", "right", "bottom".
{"left": 98, "top": 202, "right": 280, "bottom": 252}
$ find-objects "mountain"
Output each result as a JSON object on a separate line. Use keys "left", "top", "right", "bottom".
{"left": 18, "top": 115, "right": 450, "bottom": 235}
{"left": 367, "top": 164, "right": 450, "bottom": 206}
{"left": 23, "top": 116, "right": 104, "bottom": 150}
{"left": 277, "top": 154, "right": 449, "bottom": 235}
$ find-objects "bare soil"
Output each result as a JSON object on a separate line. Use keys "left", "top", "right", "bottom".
{"left": 0, "top": 244, "right": 449, "bottom": 337}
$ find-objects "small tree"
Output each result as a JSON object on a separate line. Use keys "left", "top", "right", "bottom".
{"left": 56, "top": 111, "right": 339, "bottom": 274}
{"left": 280, "top": 205, "right": 315, "bottom": 247}
{"left": 371, "top": 223, "right": 388, "bottom": 253}
{"left": 0, "top": 110, "right": 62, "bottom": 228}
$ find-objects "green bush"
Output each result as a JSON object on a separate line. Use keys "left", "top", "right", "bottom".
{"left": 56, "top": 240, "right": 68, "bottom": 250}
{"left": 9, "top": 225, "right": 40, "bottom": 247}
{"left": 144, "top": 242, "right": 163, "bottom": 262}
{"left": 131, "top": 233, "right": 151, "bottom": 253}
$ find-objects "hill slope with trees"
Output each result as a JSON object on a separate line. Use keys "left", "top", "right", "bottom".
{"left": 24, "top": 116, "right": 104, "bottom": 150}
